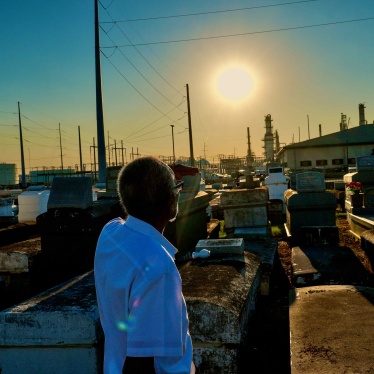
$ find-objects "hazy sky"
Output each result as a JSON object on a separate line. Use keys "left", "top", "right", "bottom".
{"left": 1, "top": 0, "right": 373, "bottom": 172}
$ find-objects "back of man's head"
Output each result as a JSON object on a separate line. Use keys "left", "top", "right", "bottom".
{"left": 117, "top": 157, "right": 176, "bottom": 224}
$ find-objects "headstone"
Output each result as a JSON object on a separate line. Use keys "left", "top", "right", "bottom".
{"left": 296, "top": 171, "right": 325, "bottom": 193}
{"left": 47, "top": 177, "right": 93, "bottom": 210}
{"left": 220, "top": 188, "right": 268, "bottom": 229}
{"left": 245, "top": 175, "right": 255, "bottom": 189}
{"left": 285, "top": 172, "right": 337, "bottom": 245}
{"left": 356, "top": 155, "right": 374, "bottom": 171}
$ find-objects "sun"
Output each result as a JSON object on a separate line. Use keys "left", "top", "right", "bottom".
{"left": 216, "top": 67, "right": 254, "bottom": 101}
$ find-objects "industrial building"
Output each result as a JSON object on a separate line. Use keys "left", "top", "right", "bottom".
{"left": 275, "top": 104, "right": 374, "bottom": 171}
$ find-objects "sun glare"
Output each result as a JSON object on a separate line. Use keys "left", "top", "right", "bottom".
{"left": 216, "top": 67, "right": 254, "bottom": 101}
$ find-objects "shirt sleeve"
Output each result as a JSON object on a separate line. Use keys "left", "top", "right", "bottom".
{"left": 126, "top": 270, "right": 184, "bottom": 358}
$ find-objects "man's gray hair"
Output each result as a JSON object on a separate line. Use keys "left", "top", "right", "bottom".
{"left": 117, "top": 156, "right": 176, "bottom": 223}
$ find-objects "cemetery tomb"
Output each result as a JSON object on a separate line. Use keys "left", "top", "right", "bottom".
{"left": 290, "top": 285, "right": 374, "bottom": 374}
{"left": 344, "top": 155, "right": 374, "bottom": 236}
{"left": 180, "top": 252, "right": 262, "bottom": 373}
{"left": 164, "top": 173, "right": 212, "bottom": 254}
{"left": 35, "top": 177, "right": 119, "bottom": 287}
{"left": 285, "top": 172, "right": 337, "bottom": 245}
{"left": 291, "top": 245, "right": 371, "bottom": 287}
{"left": 262, "top": 166, "right": 289, "bottom": 213}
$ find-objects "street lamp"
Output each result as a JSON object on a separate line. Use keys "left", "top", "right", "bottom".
{"left": 170, "top": 125, "right": 175, "bottom": 162}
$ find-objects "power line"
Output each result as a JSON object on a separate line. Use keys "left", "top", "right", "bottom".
{"left": 125, "top": 115, "right": 187, "bottom": 142}
{"left": 101, "top": 2, "right": 184, "bottom": 97}
{"left": 101, "top": 52, "right": 185, "bottom": 128}
{"left": 100, "top": 0, "right": 321, "bottom": 23}
{"left": 124, "top": 128, "right": 188, "bottom": 144}
{"left": 120, "top": 99, "right": 186, "bottom": 144}
{"left": 102, "top": 17, "right": 374, "bottom": 47}
{"left": 100, "top": 26, "right": 184, "bottom": 113}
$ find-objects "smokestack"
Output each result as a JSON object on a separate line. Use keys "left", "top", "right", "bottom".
{"left": 263, "top": 114, "right": 274, "bottom": 161}
{"left": 319, "top": 124, "right": 322, "bottom": 137}
{"left": 340, "top": 113, "right": 347, "bottom": 131}
{"left": 359, "top": 103, "right": 366, "bottom": 126}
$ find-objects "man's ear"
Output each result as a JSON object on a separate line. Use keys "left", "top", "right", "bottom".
{"left": 167, "top": 193, "right": 179, "bottom": 222}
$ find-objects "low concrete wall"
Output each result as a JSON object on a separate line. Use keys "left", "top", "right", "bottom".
{"left": 0, "top": 271, "right": 103, "bottom": 374}
{"left": 347, "top": 212, "right": 374, "bottom": 238}
{"left": 361, "top": 228, "right": 374, "bottom": 270}
{"left": 0, "top": 252, "right": 263, "bottom": 374}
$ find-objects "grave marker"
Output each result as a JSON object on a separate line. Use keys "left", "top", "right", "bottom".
{"left": 295, "top": 171, "right": 325, "bottom": 193}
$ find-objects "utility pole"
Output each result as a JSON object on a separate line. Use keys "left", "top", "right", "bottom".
{"left": 59, "top": 123, "right": 64, "bottom": 174}
{"left": 170, "top": 125, "right": 175, "bottom": 162}
{"left": 95, "top": 0, "right": 106, "bottom": 183}
{"left": 17, "top": 101, "right": 26, "bottom": 188}
{"left": 307, "top": 115, "right": 310, "bottom": 140}
{"left": 186, "top": 84, "right": 195, "bottom": 167}
{"left": 78, "top": 125, "right": 83, "bottom": 174}
{"left": 91, "top": 137, "right": 97, "bottom": 181}
{"left": 247, "top": 127, "right": 253, "bottom": 170}
{"left": 107, "top": 131, "right": 111, "bottom": 166}
{"left": 121, "top": 140, "right": 125, "bottom": 165}
{"left": 114, "top": 140, "right": 118, "bottom": 166}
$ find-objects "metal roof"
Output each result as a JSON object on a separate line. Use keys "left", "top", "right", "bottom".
{"left": 284, "top": 124, "right": 374, "bottom": 149}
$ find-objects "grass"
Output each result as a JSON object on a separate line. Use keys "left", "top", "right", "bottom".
{"left": 271, "top": 224, "right": 286, "bottom": 238}
{"left": 219, "top": 220, "right": 227, "bottom": 238}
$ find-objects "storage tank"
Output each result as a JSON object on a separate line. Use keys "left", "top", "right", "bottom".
{"left": 18, "top": 187, "right": 50, "bottom": 223}
{"left": 0, "top": 164, "right": 16, "bottom": 185}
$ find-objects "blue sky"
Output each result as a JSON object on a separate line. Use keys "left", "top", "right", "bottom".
{"left": 1, "top": 0, "right": 374, "bottom": 172}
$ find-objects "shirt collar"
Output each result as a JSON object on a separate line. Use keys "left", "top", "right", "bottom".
{"left": 124, "top": 215, "right": 178, "bottom": 257}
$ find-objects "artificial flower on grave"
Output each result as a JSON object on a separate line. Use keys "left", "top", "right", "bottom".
{"left": 345, "top": 181, "right": 363, "bottom": 194}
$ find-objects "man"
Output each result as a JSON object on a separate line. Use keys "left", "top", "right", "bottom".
{"left": 94, "top": 156, "right": 195, "bottom": 374}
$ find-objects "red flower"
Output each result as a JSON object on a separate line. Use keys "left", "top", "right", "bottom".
{"left": 345, "top": 181, "right": 363, "bottom": 194}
